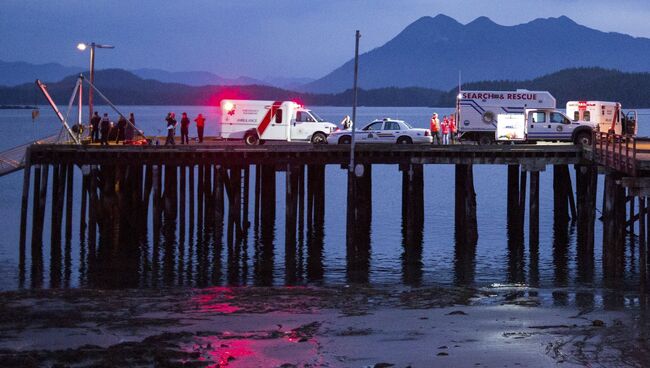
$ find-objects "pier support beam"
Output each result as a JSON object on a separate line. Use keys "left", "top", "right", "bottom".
{"left": 575, "top": 164, "right": 597, "bottom": 285}
{"left": 402, "top": 164, "right": 424, "bottom": 285}
{"left": 455, "top": 164, "right": 478, "bottom": 245}
{"left": 285, "top": 164, "right": 300, "bottom": 284}
{"left": 306, "top": 164, "right": 325, "bottom": 282}
{"left": 346, "top": 164, "right": 372, "bottom": 283}
{"left": 603, "top": 172, "right": 626, "bottom": 279}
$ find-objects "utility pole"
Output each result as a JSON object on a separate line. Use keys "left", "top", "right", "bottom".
{"left": 349, "top": 30, "right": 361, "bottom": 173}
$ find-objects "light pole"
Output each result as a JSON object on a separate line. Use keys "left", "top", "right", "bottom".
{"left": 77, "top": 42, "right": 114, "bottom": 122}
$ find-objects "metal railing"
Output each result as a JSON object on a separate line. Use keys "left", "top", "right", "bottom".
{"left": 592, "top": 131, "right": 637, "bottom": 176}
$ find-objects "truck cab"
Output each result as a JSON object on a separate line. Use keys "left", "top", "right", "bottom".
{"left": 525, "top": 108, "right": 596, "bottom": 145}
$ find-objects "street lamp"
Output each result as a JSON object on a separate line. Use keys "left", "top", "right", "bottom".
{"left": 77, "top": 42, "right": 114, "bottom": 121}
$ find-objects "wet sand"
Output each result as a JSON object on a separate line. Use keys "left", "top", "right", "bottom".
{"left": 0, "top": 286, "right": 647, "bottom": 367}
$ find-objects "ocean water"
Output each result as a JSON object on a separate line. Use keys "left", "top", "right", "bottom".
{"left": 0, "top": 105, "right": 648, "bottom": 295}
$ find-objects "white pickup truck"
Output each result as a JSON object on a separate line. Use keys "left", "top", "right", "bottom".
{"left": 496, "top": 108, "right": 597, "bottom": 145}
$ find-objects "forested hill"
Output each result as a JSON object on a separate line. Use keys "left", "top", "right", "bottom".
{"left": 0, "top": 69, "right": 443, "bottom": 107}
{"left": 2, "top": 67, "right": 650, "bottom": 107}
{"left": 439, "top": 67, "right": 650, "bottom": 107}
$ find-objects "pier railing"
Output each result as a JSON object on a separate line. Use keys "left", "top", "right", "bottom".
{"left": 592, "top": 131, "right": 638, "bottom": 176}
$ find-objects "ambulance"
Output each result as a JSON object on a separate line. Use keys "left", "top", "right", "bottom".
{"left": 566, "top": 101, "right": 637, "bottom": 136}
{"left": 219, "top": 100, "right": 337, "bottom": 145}
{"left": 457, "top": 90, "right": 556, "bottom": 144}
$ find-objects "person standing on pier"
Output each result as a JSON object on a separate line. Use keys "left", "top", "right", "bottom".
{"left": 165, "top": 112, "right": 177, "bottom": 146}
{"left": 180, "top": 112, "right": 190, "bottom": 144}
{"left": 100, "top": 113, "right": 110, "bottom": 146}
{"left": 116, "top": 115, "right": 127, "bottom": 144}
{"left": 90, "top": 111, "right": 101, "bottom": 143}
{"left": 194, "top": 113, "right": 206, "bottom": 143}
{"left": 430, "top": 113, "right": 441, "bottom": 144}
{"left": 126, "top": 113, "right": 136, "bottom": 141}
{"left": 441, "top": 115, "right": 450, "bottom": 145}
{"left": 450, "top": 114, "right": 457, "bottom": 144}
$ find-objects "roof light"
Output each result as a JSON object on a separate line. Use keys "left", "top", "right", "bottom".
{"left": 223, "top": 101, "right": 234, "bottom": 111}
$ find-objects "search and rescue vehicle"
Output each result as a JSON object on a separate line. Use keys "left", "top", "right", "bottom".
{"left": 457, "top": 90, "right": 556, "bottom": 144}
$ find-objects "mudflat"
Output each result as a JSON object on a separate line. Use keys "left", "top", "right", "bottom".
{"left": 0, "top": 285, "right": 647, "bottom": 367}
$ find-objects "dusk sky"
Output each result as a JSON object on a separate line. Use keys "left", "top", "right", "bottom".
{"left": 3, "top": 0, "right": 650, "bottom": 80}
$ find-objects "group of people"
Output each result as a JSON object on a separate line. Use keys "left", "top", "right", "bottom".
{"left": 164, "top": 112, "right": 206, "bottom": 145}
{"left": 90, "top": 111, "right": 136, "bottom": 145}
{"left": 429, "top": 113, "right": 457, "bottom": 145}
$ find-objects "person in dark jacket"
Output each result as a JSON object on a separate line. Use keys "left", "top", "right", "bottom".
{"left": 194, "top": 113, "right": 206, "bottom": 143}
{"left": 165, "top": 112, "right": 177, "bottom": 146}
{"left": 90, "top": 111, "right": 101, "bottom": 143}
{"left": 116, "top": 115, "right": 127, "bottom": 143}
{"left": 126, "top": 112, "right": 135, "bottom": 141}
{"left": 100, "top": 113, "right": 111, "bottom": 146}
{"left": 180, "top": 112, "right": 190, "bottom": 144}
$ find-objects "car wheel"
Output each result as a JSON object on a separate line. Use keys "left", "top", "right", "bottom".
{"left": 397, "top": 136, "right": 413, "bottom": 144}
{"left": 574, "top": 131, "right": 592, "bottom": 146}
{"left": 339, "top": 135, "right": 351, "bottom": 144}
{"left": 478, "top": 134, "right": 493, "bottom": 145}
{"left": 244, "top": 131, "right": 259, "bottom": 145}
{"left": 311, "top": 132, "right": 327, "bottom": 144}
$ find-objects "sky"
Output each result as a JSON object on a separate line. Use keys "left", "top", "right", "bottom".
{"left": 2, "top": 0, "right": 650, "bottom": 80}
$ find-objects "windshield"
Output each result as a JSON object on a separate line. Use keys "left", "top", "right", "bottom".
{"left": 306, "top": 110, "right": 326, "bottom": 122}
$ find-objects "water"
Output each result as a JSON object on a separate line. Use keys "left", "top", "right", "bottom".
{"left": 1, "top": 105, "right": 649, "bottom": 294}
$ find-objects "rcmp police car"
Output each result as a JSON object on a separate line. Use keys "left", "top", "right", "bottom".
{"left": 327, "top": 118, "right": 432, "bottom": 144}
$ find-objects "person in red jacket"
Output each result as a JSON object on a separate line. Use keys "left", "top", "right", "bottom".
{"left": 441, "top": 115, "right": 450, "bottom": 145}
{"left": 449, "top": 114, "right": 457, "bottom": 144}
{"left": 194, "top": 113, "right": 206, "bottom": 143}
{"left": 430, "top": 113, "right": 441, "bottom": 145}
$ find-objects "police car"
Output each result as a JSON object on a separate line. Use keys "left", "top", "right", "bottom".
{"left": 327, "top": 118, "right": 432, "bottom": 144}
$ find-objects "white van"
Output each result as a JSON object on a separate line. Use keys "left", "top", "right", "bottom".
{"left": 219, "top": 100, "right": 337, "bottom": 145}
{"left": 457, "top": 90, "right": 556, "bottom": 144}
{"left": 566, "top": 101, "right": 637, "bottom": 136}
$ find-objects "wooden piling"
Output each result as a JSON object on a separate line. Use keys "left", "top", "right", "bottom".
{"left": 507, "top": 165, "right": 520, "bottom": 223}
{"left": 529, "top": 171, "right": 540, "bottom": 248}
{"left": 403, "top": 164, "right": 425, "bottom": 285}
{"left": 346, "top": 164, "right": 372, "bottom": 283}
{"left": 603, "top": 172, "right": 626, "bottom": 279}
{"left": 518, "top": 169, "right": 527, "bottom": 227}
{"left": 640, "top": 197, "right": 647, "bottom": 293}
{"left": 285, "top": 164, "right": 300, "bottom": 283}
{"left": 19, "top": 147, "right": 31, "bottom": 284}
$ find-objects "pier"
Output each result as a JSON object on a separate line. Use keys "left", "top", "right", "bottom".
{"left": 14, "top": 133, "right": 650, "bottom": 289}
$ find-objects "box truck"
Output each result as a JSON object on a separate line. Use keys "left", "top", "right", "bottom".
{"left": 219, "top": 100, "right": 337, "bottom": 145}
{"left": 457, "top": 90, "right": 556, "bottom": 144}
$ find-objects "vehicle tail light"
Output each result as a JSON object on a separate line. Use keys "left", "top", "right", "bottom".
{"left": 425, "top": 130, "right": 430, "bottom": 136}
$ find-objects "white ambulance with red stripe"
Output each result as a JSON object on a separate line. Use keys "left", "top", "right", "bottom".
{"left": 219, "top": 100, "right": 337, "bottom": 145}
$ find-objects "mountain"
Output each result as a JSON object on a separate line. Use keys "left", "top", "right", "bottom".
{"left": 304, "top": 14, "right": 650, "bottom": 92}
{"left": 131, "top": 68, "right": 264, "bottom": 87}
{"left": 0, "top": 59, "right": 314, "bottom": 90}
{"left": 0, "top": 69, "right": 443, "bottom": 107}
{"left": 0, "top": 60, "right": 82, "bottom": 86}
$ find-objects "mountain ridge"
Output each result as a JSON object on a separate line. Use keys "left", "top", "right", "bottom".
{"left": 303, "top": 14, "right": 650, "bottom": 92}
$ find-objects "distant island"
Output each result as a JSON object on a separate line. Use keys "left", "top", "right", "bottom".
{"left": 2, "top": 67, "right": 650, "bottom": 108}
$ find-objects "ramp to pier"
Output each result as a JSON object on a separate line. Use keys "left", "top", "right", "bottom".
{"left": 0, "top": 134, "right": 59, "bottom": 177}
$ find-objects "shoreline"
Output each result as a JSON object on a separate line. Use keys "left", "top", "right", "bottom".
{"left": 1, "top": 285, "right": 646, "bottom": 367}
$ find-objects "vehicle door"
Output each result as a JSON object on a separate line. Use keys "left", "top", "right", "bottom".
{"left": 359, "top": 121, "right": 384, "bottom": 143}
{"left": 548, "top": 111, "right": 572, "bottom": 140}
{"left": 526, "top": 111, "right": 548, "bottom": 140}
{"left": 261, "top": 106, "right": 286, "bottom": 140}
{"left": 378, "top": 121, "right": 402, "bottom": 143}
{"left": 291, "top": 110, "right": 313, "bottom": 140}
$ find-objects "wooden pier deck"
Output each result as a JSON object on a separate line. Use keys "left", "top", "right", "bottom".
{"left": 27, "top": 143, "right": 585, "bottom": 167}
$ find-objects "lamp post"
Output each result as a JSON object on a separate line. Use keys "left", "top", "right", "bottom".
{"left": 77, "top": 42, "right": 114, "bottom": 122}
